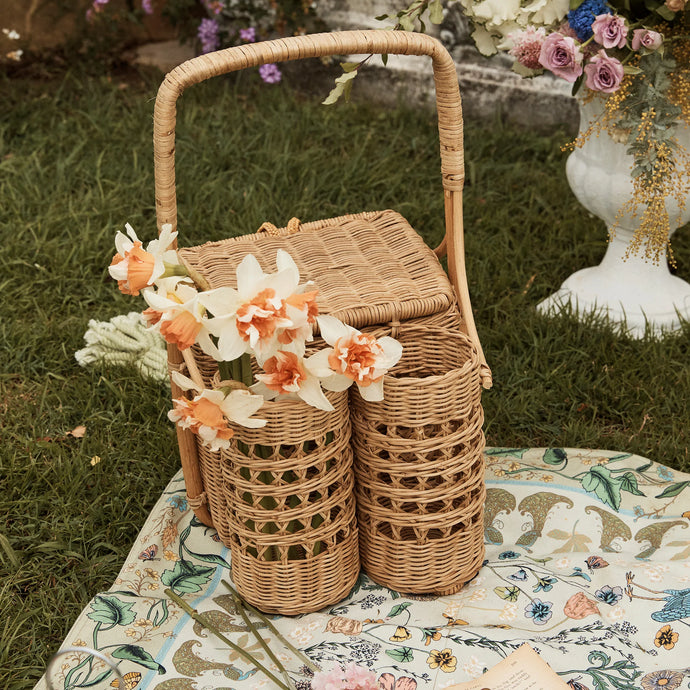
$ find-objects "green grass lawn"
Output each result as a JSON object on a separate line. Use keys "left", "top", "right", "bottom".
{"left": 1, "top": 61, "right": 688, "bottom": 686}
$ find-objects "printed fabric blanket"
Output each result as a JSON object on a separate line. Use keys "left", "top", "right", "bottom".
{"left": 37, "top": 448, "right": 690, "bottom": 690}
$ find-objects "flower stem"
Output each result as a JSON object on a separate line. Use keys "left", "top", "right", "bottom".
{"left": 222, "top": 580, "right": 321, "bottom": 672}
{"left": 224, "top": 585, "right": 294, "bottom": 689}
{"left": 165, "top": 588, "right": 291, "bottom": 690}
{"left": 240, "top": 352, "right": 254, "bottom": 387}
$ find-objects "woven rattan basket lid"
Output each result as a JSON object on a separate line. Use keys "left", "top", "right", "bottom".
{"left": 177, "top": 209, "right": 456, "bottom": 330}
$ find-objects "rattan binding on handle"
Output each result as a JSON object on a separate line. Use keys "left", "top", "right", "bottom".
{"left": 153, "top": 30, "right": 490, "bottom": 388}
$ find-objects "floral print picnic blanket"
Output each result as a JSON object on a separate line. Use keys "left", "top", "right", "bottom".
{"left": 38, "top": 448, "right": 690, "bottom": 690}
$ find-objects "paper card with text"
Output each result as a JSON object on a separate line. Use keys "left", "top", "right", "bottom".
{"left": 447, "top": 643, "right": 570, "bottom": 690}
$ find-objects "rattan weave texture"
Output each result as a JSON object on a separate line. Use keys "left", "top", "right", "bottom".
{"left": 220, "top": 390, "right": 359, "bottom": 614}
{"left": 178, "top": 211, "right": 456, "bottom": 332}
{"left": 351, "top": 327, "right": 486, "bottom": 594}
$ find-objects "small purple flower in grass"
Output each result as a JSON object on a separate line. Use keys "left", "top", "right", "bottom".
{"left": 259, "top": 63, "right": 282, "bottom": 84}
{"left": 524, "top": 598, "right": 553, "bottom": 625}
{"left": 197, "top": 18, "right": 220, "bottom": 54}
{"left": 240, "top": 27, "right": 256, "bottom": 43}
{"left": 141, "top": 0, "right": 154, "bottom": 15}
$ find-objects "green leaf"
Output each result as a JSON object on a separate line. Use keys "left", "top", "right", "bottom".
{"left": 542, "top": 448, "right": 567, "bottom": 466}
{"left": 381, "top": 53, "right": 388, "bottom": 66}
{"left": 587, "top": 649, "right": 611, "bottom": 668}
{"left": 86, "top": 595, "right": 136, "bottom": 627}
{"left": 655, "top": 481, "right": 690, "bottom": 499}
{"left": 429, "top": 0, "right": 444, "bottom": 24}
{"left": 375, "top": 14, "right": 390, "bottom": 21}
{"left": 571, "top": 73, "right": 584, "bottom": 97}
{"left": 623, "top": 65, "right": 643, "bottom": 75}
{"left": 580, "top": 466, "right": 622, "bottom": 510}
{"left": 636, "top": 462, "right": 653, "bottom": 473}
{"left": 655, "top": 4, "right": 675, "bottom": 19}
{"left": 399, "top": 15, "right": 414, "bottom": 31}
{"left": 388, "top": 602, "right": 412, "bottom": 617}
{"left": 386, "top": 647, "right": 414, "bottom": 663}
{"left": 570, "top": 0, "right": 585, "bottom": 8}
{"left": 322, "top": 69, "right": 359, "bottom": 106}
{"left": 111, "top": 645, "right": 166, "bottom": 673}
{"left": 341, "top": 62, "right": 359, "bottom": 73}
{"left": 161, "top": 560, "right": 215, "bottom": 594}
{"left": 148, "top": 599, "right": 169, "bottom": 627}
{"left": 484, "top": 448, "right": 528, "bottom": 458}
{"left": 619, "top": 472, "right": 645, "bottom": 497}
{"left": 493, "top": 586, "right": 520, "bottom": 601}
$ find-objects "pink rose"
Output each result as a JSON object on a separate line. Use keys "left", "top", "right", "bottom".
{"left": 539, "top": 33, "right": 584, "bottom": 83}
{"left": 584, "top": 50, "right": 624, "bottom": 93}
{"left": 591, "top": 14, "right": 627, "bottom": 49}
{"left": 632, "top": 29, "right": 663, "bottom": 52}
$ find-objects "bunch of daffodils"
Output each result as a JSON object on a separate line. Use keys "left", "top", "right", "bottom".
{"left": 109, "top": 223, "right": 403, "bottom": 451}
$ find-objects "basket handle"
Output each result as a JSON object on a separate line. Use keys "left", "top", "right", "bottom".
{"left": 154, "top": 29, "right": 491, "bottom": 388}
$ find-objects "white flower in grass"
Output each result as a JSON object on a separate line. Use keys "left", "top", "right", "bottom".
{"left": 109, "top": 223, "right": 178, "bottom": 296}
{"left": 250, "top": 350, "right": 334, "bottom": 412}
{"left": 307, "top": 315, "right": 403, "bottom": 402}
{"left": 201, "top": 250, "right": 304, "bottom": 363}
{"left": 168, "top": 371, "right": 266, "bottom": 451}
{"left": 143, "top": 281, "right": 219, "bottom": 356}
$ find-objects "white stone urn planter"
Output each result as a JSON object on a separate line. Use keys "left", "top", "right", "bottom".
{"left": 537, "top": 95, "right": 690, "bottom": 338}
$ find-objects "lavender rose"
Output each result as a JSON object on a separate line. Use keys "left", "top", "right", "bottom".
{"left": 539, "top": 33, "right": 584, "bottom": 83}
{"left": 584, "top": 50, "right": 624, "bottom": 93}
{"left": 591, "top": 14, "right": 627, "bottom": 49}
{"left": 632, "top": 29, "right": 663, "bottom": 52}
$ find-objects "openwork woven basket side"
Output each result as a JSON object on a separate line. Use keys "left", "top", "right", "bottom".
{"left": 351, "top": 327, "right": 486, "bottom": 594}
{"left": 220, "top": 390, "right": 360, "bottom": 615}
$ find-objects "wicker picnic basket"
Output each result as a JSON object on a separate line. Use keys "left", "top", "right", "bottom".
{"left": 153, "top": 30, "right": 491, "bottom": 608}
{"left": 351, "top": 326, "right": 486, "bottom": 594}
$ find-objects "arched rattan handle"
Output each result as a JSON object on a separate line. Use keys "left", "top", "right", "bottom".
{"left": 154, "top": 29, "right": 490, "bottom": 388}
{"left": 154, "top": 30, "right": 463, "bottom": 232}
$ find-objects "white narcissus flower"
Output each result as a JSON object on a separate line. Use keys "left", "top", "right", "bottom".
{"left": 201, "top": 250, "right": 304, "bottom": 363}
{"left": 460, "top": 0, "right": 569, "bottom": 53}
{"left": 143, "top": 281, "right": 219, "bottom": 356}
{"left": 109, "top": 223, "right": 179, "bottom": 296}
{"left": 250, "top": 350, "right": 334, "bottom": 412}
{"left": 169, "top": 371, "right": 266, "bottom": 451}
{"left": 307, "top": 315, "right": 403, "bottom": 402}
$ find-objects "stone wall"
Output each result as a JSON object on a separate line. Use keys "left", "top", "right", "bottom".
{"left": 317, "top": 0, "right": 577, "bottom": 132}
{"left": 1, "top": 0, "right": 578, "bottom": 131}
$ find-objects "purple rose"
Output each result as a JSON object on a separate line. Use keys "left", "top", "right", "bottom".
{"left": 239, "top": 27, "right": 256, "bottom": 43}
{"left": 632, "top": 29, "right": 663, "bottom": 52}
{"left": 591, "top": 14, "right": 627, "bottom": 49}
{"left": 141, "top": 0, "right": 154, "bottom": 14}
{"left": 584, "top": 50, "right": 624, "bottom": 93}
{"left": 539, "top": 33, "right": 584, "bottom": 83}
{"left": 259, "top": 63, "right": 282, "bottom": 84}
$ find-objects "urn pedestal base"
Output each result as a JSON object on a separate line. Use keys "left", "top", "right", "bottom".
{"left": 538, "top": 94, "right": 690, "bottom": 338}
{"left": 537, "top": 230, "right": 690, "bottom": 338}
